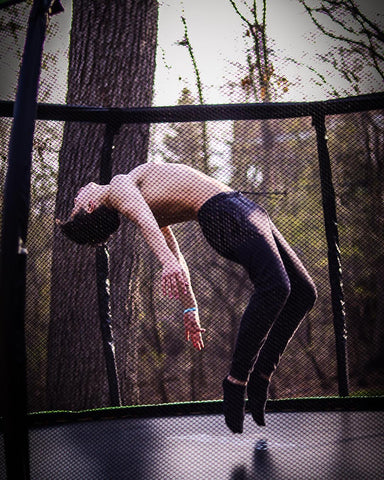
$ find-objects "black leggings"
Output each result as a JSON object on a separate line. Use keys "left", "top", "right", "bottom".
{"left": 198, "top": 192, "right": 317, "bottom": 382}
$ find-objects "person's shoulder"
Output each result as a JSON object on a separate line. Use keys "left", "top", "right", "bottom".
{"left": 130, "top": 161, "right": 165, "bottom": 176}
{"left": 116, "top": 163, "right": 155, "bottom": 184}
{"left": 117, "top": 162, "right": 185, "bottom": 184}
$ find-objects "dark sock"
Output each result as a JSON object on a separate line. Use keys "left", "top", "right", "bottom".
{"left": 222, "top": 377, "right": 246, "bottom": 434}
{"left": 247, "top": 373, "right": 270, "bottom": 427}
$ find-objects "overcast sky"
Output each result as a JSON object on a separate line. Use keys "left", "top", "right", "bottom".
{"left": 1, "top": 0, "right": 383, "bottom": 105}
{"left": 154, "top": 0, "right": 383, "bottom": 105}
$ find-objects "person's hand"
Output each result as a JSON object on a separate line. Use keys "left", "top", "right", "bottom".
{"left": 184, "top": 309, "right": 205, "bottom": 351}
{"left": 161, "top": 258, "right": 188, "bottom": 300}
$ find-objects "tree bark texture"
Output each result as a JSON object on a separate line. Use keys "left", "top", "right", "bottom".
{"left": 47, "top": 0, "right": 158, "bottom": 410}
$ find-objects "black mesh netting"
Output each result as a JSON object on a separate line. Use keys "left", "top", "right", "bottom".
{"left": 15, "top": 113, "right": 383, "bottom": 412}
{"left": 1, "top": 1, "right": 384, "bottom": 479}
{"left": 1, "top": 108, "right": 383, "bottom": 480}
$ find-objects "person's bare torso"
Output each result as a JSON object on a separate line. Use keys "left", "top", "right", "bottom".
{"left": 129, "top": 162, "right": 232, "bottom": 227}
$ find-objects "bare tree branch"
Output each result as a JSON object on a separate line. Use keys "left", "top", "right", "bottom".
{"left": 300, "top": 0, "right": 384, "bottom": 51}
{"left": 262, "top": 0, "right": 268, "bottom": 66}
{"left": 345, "top": 0, "right": 384, "bottom": 41}
{"left": 229, "top": 0, "right": 253, "bottom": 26}
{"left": 299, "top": 0, "right": 384, "bottom": 81}
{"left": 179, "top": 15, "right": 210, "bottom": 172}
{"left": 229, "top": 0, "right": 273, "bottom": 100}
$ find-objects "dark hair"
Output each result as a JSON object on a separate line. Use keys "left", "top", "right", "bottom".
{"left": 60, "top": 205, "right": 120, "bottom": 245}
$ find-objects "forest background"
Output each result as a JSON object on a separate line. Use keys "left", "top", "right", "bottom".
{"left": 0, "top": 0, "right": 383, "bottom": 411}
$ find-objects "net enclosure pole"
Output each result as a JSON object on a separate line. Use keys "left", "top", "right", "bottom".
{"left": 0, "top": 1, "right": 63, "bottom": 478}
{"left": 312, "top": 112, "right": 349, "bottom": 397}
{"left": 95, "top": 122, "right": 122, "bottom": 406}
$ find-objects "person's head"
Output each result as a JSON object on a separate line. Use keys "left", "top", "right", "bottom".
{"left": 59, "top": 182, "right": 120, "bottom": 245}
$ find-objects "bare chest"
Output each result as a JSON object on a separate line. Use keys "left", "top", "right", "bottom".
{"left": 145, "top": 194, "right": 198, "bottom": 227}
{"left": 137, "top": 165, "right": 231, "bottom": 227}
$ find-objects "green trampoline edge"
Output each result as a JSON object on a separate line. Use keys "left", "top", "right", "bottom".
{"left": 0, "top": 395, "right": 377, "bottom": 429}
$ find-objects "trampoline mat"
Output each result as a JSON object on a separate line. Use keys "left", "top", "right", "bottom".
{"left": 2, "top": 410, "right": 384, "bottom": 479}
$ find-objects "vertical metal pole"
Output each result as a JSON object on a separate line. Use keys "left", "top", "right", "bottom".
{"left": 0, "top": 2, "right": 50, "bottom": 478}
{"left": 313, "top": 112, "right": 349, "bottom": 397}
{"left": 95, "top": 122, "right": 122, "bottom": 406}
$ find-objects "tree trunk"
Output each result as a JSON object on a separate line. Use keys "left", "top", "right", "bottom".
{"left": 47, "top": 0, "right": 158, "bottom": 410}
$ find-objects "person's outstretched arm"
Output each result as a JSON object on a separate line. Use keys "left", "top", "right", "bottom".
{"left": 108, "top": 174, "right": 187, "bottom": 301}
{"left": 162, "top": 226, "right": 205, "bottom": 350}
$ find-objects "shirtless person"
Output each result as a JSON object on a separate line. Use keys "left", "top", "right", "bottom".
{"left": 60, "top": 162, "right": 317, "bottom": 433}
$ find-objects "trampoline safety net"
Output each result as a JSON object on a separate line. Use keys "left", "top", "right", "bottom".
{"left": 0, "top": 2, "right": 384, "bottom": 480}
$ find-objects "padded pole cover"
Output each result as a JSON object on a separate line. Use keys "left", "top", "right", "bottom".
{"left": 0, "top": 1, "right": 63, "bottom": 478}
{"left": 313, "top": 112, "right": 349, "bottom": 397}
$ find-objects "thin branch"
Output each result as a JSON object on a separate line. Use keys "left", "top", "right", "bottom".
{"left": 349, "top": 2, "right": 384, "bottom": 80}
{"left": 365, "top": 32, "right": 384, "bottom": 80}
{"left": 179, "top": 15, "right": 210, "bottom": 172}
{"left": 326, "top": 0, "right": 384, "bottom": 44}
{"left": 300, "top": 1, "right": 372, "bottom": 48}
{"left": 285, "top": 56, "right": 341, "bottom": 97}
{"left": 262, "top": 0, "right": 268, "bottom": 64}
{"left": 180, "top": 16, "right": 204, "bottom": 105}
{"left": 251, "top": 16, "right": 263, "bottom": 84}
{"left": 322, "top": 5, "right": 357, "bottom": 36}
{"left": 299, "top": 0, "right": 384, "bottom": 63}
{"left": 231, "top": 0, "right": 265, "bottom": 88}
{"left": 229, "top": 0, "right": 252, "bottom": 26}
{"left": 247, "top": 53, "right": 258, "bottom": 100}
{"left": 253, "top": 0, "right": 257, "bottom": 23}
{"left": 261, "top": 0, "right": 271, "bottom": 100}
{"left": 228, "top": 0, "right": 260, "bottom": 43}
{"left": 344, "top": 0, "right": 384, "bottom": 42}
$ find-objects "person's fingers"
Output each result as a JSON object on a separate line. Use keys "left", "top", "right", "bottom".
{"left": 192, "top": 334, "right": 204, "bottom": 351}
{"left": 188, "top": 330, "right": 204, "bottom": 350}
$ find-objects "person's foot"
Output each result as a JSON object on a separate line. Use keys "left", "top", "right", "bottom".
{"left": 222, "top": 377, "right": 246, "bottom": 433}
{"left": 247, "top": 372, "right": 270, "bottom": 427}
